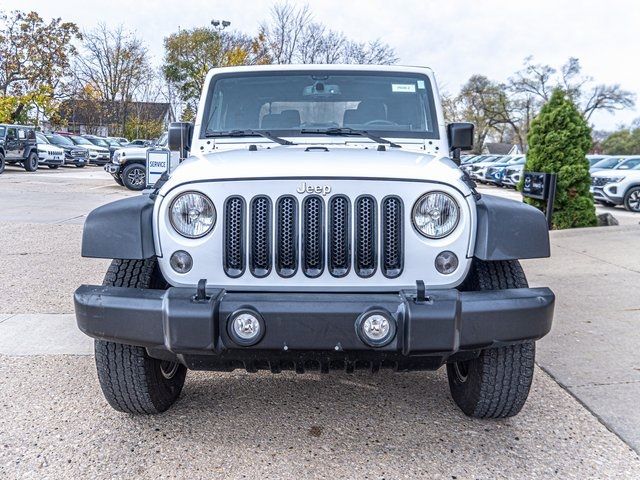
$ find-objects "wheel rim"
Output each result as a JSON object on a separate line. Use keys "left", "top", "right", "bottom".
{"left": 30, "top": 157, "right": 37, "bottom": 169}
{"left": 127, "top": 167, "right": 145, "bottom": 186}
{"left": 628, "top": 191, "right": 640, "bottom": 211}
{"left": 159, "top": 361, "right": 179, "bottom": 380}
{"left": 453, "top": 361, "right": 469, "bottom": 383}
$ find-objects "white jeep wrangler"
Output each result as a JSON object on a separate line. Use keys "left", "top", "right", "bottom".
{"left": 75, "top": 65, "right": 554, "bottom": 417}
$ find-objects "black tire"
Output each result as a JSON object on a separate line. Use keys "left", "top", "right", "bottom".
{"left": 75, "top": 163, "right": 85, "bottom": 168}
{"left": 447, "top": 260, "right": 536, "bottom": 418}
{"left": 122, "top": 163, "right": 146, "bottom": 191}
{"left": 113, "top": 175, "right": 125, "bottom": 186}
{"left": 95, "top": 259, "right": 186, "bottom": 414}
{"left": 623, "top": 186, "right": 640, "bottom": 212}
{"left": 23, "top": 152, "right": 38, "bottom": 172}
{"left": 0, "top": 154, "right": 4, "bottom": 174}
{"left": 596, "top": 200, "right": 616, "bottom": 208}
{"left": 48, "top": 164, "right": 59, "bottom": 169}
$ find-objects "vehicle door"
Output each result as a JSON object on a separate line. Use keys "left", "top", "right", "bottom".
{"left": 4, "top": 127, "right": 20, "bottom": 159}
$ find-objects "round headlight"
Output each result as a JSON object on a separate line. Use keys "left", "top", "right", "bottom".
{"left": 412, "top": 192, "right": 460, "bottom": 239}
{"left": 169, "top": 192, "right": 216, "bottom": 238}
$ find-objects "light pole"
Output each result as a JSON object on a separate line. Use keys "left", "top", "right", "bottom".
{"left": 211, "top": 19, "right": 231, "bottom": 32}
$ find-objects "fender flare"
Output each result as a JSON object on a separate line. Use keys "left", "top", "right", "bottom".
{"left": 473, "top": 194, "right": 550, "bottom": 261}
{"left": 82, "top": 196, "right": 156, "bottom": 259}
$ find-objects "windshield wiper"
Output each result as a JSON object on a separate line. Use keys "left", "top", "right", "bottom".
{"left": 300, "top": 127, "right": 401, "bottom": 148}
{"left": 205, "top": 129, "right": 295, "bottom": 146}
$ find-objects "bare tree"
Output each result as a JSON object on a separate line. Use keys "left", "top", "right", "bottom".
{"left": 74, "top": 24, "right": 152, "bottom": 133}
{"left": 261, "top": 2, "right": 397, "bottom": 65}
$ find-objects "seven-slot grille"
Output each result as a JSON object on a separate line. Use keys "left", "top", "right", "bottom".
{"left": 223, "top": 195, "right": 404, "bottom": 279}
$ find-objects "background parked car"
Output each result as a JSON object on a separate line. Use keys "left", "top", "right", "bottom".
{"left": 591, "top": 163, "right": 640, "bottom": 211}
{"left": 60, "top": 134, "right": 110, "bottom": 165}
{"left": 45, "top": 134, "right": 89, "bottom": 167}
{"left": 468, "top": 155, "right": 502, "bottom": 182}
{"left": 106, "top": 132, "right": 168, "bottom": 190}
{"left": 35, "top": 133, "right": 65, "bottom": 169}
{"left": 127, "top": 139, "right": 153, "bottom": 147}
{"left": 83, "top": 134, "right": 123, "bottom": 160}
{"left": 485, "top": 155, "right": 526, "bottom": 186}
{"left": 108, "top": 136, "right": 129, "bottom": 145}
{"left": 0, "top": 124, "right": 39, "bottom": 172}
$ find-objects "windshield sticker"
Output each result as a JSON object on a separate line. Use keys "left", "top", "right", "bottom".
{"left": 392, "top": 83, "right": 416, "bottom": 93}
{"left": 417, "top": 80, "right": 426, "bottom": 89}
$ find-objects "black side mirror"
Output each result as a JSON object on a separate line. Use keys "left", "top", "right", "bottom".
{"left": 168, "top": 122, "right": 193, "bottom": 160}
{"left": 447, "top": 122, "right": 474, "bottom": 151}
{"left": 446, "top": 122, "right": 474, "bottom": 166}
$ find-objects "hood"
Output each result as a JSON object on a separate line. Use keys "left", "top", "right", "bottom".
{"left": 115, "top": 146, "right": 150, "bottom": 157}
{"left": 162, "top": 145, "right": 465, "bottom": 192}
{"left": 37, "top": 142, "right": 64, "bottom": 153}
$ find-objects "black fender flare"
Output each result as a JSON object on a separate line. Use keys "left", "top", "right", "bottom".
{"left": 473, "top": 194, "right": 550, "bottom": 261}
{"left": 82, "top": 196, "right": 156, "bottom": 259}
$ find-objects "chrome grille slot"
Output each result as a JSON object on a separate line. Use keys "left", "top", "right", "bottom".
{"left": 276, "top": 196, "right": 298, "bottom": 277}
{"left": 302, "top": 196, "right": 324, "bottom": 277}
{"left": 223, "top": 196, "right": 245, "bottom": 277}
{"left": 328, "top": 195, "right": 351, "bottom": 277}
{"left": 382, "top": 196, "right": 403, "bottom": 278}
{"left": 355, "top": 196, "right": 377, "bottom": 277}
{"left": 249, "top": 196, "right": 272, "bottom": 277}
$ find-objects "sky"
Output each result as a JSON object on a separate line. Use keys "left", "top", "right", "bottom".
{"left": 20, "top": 0, "right": 640, "bottom": 131}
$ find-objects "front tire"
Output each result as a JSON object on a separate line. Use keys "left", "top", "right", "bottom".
{"left": 95, "top": 259, "right": 186, "bottom": 414}
{"left": 623, "top": 186, "right": 640, "bottom": 212}
{"left": 447, "top": 260, "right": 536, "bottom": 418}
{"left": 0, "top": 154, "right": 4, "bottom": 174}
{"left": 48, "top": 164, "right": 59, "bottom": 169}
{"left": 122, "top": 163, "right": 146, "bottom": 191}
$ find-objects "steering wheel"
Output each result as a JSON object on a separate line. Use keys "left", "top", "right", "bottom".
{"left": 363, "top": 119, "right": 397, "bottom": 127}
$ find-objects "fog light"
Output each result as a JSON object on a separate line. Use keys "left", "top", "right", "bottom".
{"left": 435, "top": 251, "right": 458, "bottom": 275}
{"left": 356, "top": 310, "right": 396, "bottom": 347}
{"left": 170, "top": 250, "right": 193, "bottom": 273}
{"left": 228, "top": 310, "right": 264, "bottom": 346}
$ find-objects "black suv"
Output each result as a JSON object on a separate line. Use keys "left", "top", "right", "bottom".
{"left": 0, "top": 124, "right": 39, "bottom": 173}
{"left": 45, "top": 134, "right": 89, "bottom": 167}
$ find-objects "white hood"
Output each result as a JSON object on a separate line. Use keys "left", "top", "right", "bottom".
{"left": 160, "top": 145, "right": 467, "bottom": 195}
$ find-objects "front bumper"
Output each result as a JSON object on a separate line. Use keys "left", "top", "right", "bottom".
{"left": 75, "top": 285, "right": 554, "bottom": 371}
{"left": 104, "top": 163, "right": 121, "bottom": 175}
{"left": 590, "top": 185, "right": 623, "bottom": 205}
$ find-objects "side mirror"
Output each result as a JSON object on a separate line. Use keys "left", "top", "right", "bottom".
{"left": 447, "top": 122, "right": 474, "bottom": 166}
{"left": 168, "top": 122, "right": 193, "bottom": 160}
{"left": 447, "top": 122, "right": 474, "bottom": 151}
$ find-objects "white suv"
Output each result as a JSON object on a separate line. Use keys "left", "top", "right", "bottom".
{"left": 591, "top": 159, "right": 640, "bottom": 211}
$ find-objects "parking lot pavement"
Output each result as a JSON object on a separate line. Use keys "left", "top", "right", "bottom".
{"left": 1, "top": 168, "right": 639, "bottom": 478}
{"left": 1, "top": 356, "right": 638, "bottom": 480}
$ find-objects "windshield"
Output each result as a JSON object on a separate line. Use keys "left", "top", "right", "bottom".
{"left": 154, "top": 133, "right": 168, "bottom": 147}
{"left": 36, "top": 133, "right": 49, "bottom": 144}
{"left": 47, "top": 134, "right": 74, "bottom": 146}
{"left": 593, "top": 157, "right": 624, "bottom": 169}
{"left": 203, "top": 71, "right": 439, "bottom": 139}
{"left": 70, "top": 135, "right": 92, "bottom": 146}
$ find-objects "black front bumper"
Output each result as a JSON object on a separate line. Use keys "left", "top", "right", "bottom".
{"left": 75, "top": 285, "right": 554, "bottom": 371}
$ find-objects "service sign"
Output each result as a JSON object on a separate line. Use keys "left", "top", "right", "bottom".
{"left": 522, "top": 172, "right": 550, "bottom": 200}
{"left": 146, "top": 150, "right": 170, "bottom": 187}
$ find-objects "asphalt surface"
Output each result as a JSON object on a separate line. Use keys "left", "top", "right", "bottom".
{"left": 0, "top": 167, "right": 639, "bottom": 479}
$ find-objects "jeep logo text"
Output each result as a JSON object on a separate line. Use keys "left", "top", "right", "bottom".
{"left": 296, "top": 182, "right": 331, "bottom": 196}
